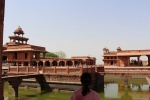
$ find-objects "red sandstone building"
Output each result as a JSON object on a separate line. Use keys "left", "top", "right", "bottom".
{"left": 103, "top": 46, "right": 150, "bottom": 67}
{"left": 3, "top": 26, "right": 96, "bottom": 67}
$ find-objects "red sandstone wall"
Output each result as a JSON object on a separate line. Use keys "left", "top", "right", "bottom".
{"left": 118, "top": 56, "right": 129, "bottom": 67}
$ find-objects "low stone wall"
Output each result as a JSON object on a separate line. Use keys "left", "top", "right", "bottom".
{"left": 20, "top": 81, "right": 81, "bottom": 91}
{"left": 19, "top": 73, "right": 104, "bottom": 92}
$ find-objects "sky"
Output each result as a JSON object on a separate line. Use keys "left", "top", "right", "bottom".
{"left": 3, "top": 0, "right": 150, "bottom": 64}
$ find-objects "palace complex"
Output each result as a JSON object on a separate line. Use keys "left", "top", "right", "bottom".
{"left": 103, "top": 46, "right": 150, "bottom": 67}
{"left": 3, "top": 26, "right": 150, "bottom": 68}
{"left": 2, "top": 26, "right": 96, "bottom": 67}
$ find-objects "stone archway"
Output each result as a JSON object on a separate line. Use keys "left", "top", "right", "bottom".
{"left": 38, "top": 61, "right": 43, "bottom": 67}
{"left": 74, "top": 61, "right": 79, "bottom": 66}
{"left": 45, "top": 61, "right": 50, "bottom": 67}
{"left": 32, "top": 61, "right": 37, "bottom": 66}
{"left": 52, "top": 61, "right": 57, "bottom": 66}
{"left": 59, "top": 61, "right": 65, "bottom": 66}
{"left": 66, "top": 60, "right": 73, "bottom": 66}
{"left": 24, "top": 62, "right": 28, "bottom": 66}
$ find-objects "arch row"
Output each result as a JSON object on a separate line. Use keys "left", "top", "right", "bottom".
{"left": 10, "top": 59, "right": 96, "bottom": 67}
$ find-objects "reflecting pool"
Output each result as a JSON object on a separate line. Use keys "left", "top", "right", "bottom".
{"left": 4, "top": 82, "right": 150, "bottom": 100}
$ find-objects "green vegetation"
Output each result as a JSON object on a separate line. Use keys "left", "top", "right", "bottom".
{"left": 40, "top": 51, "right": 66, "bottom": 58}
{"left": 40, "top": 52, "right": 59, "bottom": 58}
{"left": 54, "top": 51, "right": 66, "bottom": 58}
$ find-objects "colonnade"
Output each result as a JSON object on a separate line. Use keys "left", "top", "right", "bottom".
{"left": 127, "top": 55, "right": 150, "bottom": 66}
{"left": 10, "top": 59, "right": 96, "bottom": 67}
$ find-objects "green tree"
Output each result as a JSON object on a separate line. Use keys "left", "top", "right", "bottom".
{"left": 40, "top": 52, "right": 59, "bottom": 58}
{"left": 54, "top": 51, "right": 66, "bottom": 58}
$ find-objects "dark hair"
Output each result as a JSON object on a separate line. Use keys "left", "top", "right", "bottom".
{"left": 81, "top": 72, "right": 92, "bottom": 96}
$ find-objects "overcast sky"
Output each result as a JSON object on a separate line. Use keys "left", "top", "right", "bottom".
{"left": 3, "top": 0, "right": 150, "bottom": 64}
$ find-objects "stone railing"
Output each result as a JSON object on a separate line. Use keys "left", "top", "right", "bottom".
{"left": 8, "top": 65, "right": 104, "bottom": 75}
{"left": 104, "top": 67, "right": 150, "bottom": 71}
{"left": 104, "top": 67, "right": 150, "bottom": 75}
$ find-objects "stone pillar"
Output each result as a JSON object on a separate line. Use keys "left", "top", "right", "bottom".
{"left": 0, "top": 0, "right": 4, "bottom": 98}
{"left": 57, "top": 61, "right": 60, "bottom": 66}
{"left": 149, "top": 56, "right": 150, "bottom": 66}
{"left": 64, "top": 61, "right": 67, "bottom": 66}
{"left": 21, "top": 62, "right": 23, "bottom": 66}
{"left": 43, "top": 52, "right": 46, "bottom": 59}
{"left": 80, "top": 66, "right": 83, "bottom": 75}
{"left": 137, "top": 56, "right": 140, "bottom": 66}
{"left": 147, "top": 55, "right": 150, "bottom": 66}
{"left": 72, "top": 60, "right": 75, "bottom": 67}
{"left": 127, "top": 56, "right": 130, "bottom": 66}
{"left": 43, "top": 61, "right": 45, "bottom": 67}
{"left": 95, "top": 66, "right": 97, "bottom": 72}
{"left": 37, "top": 61, "right": 39, "bottom": 67}
{"left": 17, "top": 64, "right": 19, "bottom": 73}
{"left": 9, "top": 79, "right": 22, "bottom": 97}
{"left": 16, "top": 62, "right": 18, "bottom": 66}
{"left": 117, "top": 56, "right": 120, "bottom": 66}
{"left": 66, "top": 66, "right": 69, "bottom": 74}
{"left": 50, "top": 61, "right": 53, "bottom": 67}
{"left": 28, "top": 62, "right": 31, "bottom": 66}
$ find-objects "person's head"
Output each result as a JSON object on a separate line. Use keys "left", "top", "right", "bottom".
{"left": 80, "top": 72, "right": 92, "bottom": 96}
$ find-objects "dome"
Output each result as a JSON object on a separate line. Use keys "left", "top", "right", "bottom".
{"left": 117, "top": 46, "right": 121, "bottom": 51}
{"left": 14, "top": 26, "right": 24, "bottom": 34}
{"left": 103, "top": 47, "right": 107, "bottom": 51}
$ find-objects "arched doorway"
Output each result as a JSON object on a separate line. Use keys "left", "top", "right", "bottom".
{"left": 32, "top": 61, "right": 37, "bottom": 66}
{"left": 74, "top": 61, "right": 79, "bottom": 66}
{"left": 38, "top": 61, "right": 43, "bottom": 67}
{"left": 59, "top": 61, "right": 65, "bottom": 66}
{"left": 52, "top": 61, "right": 57, "bottom": 66}
{"left": 24, "top": 62, "right": 28, "bottom": 66}
{"left": 66, "top": 60, "right": 73, "bottom": 66}
{"left": 45, "top": 61, "right": 50, "bottom": 67}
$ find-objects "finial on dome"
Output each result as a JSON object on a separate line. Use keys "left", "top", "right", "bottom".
{"left": 117, "top": 45, "right": 121, "bottom": 51}
{"left": 103, "top": 46, "right": 107, "bottom": 51}
{"left": 14, "top": 25, "right": 24, "bottom": 34}
{"left": 18, "top": 25, "right": 22, "bottom": 30}
{"left": 103, "top": 47, "right": 109, "bottom": 53}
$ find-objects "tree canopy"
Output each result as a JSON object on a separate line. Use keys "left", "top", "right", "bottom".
{"left": 54, "top": 51, "right": 66, "bottom": 58}
{"left": 40, "top": 52, "right": 58, "bottom": 58}
{"left": 40, "top": 51, "right": 66, "bottom": 58}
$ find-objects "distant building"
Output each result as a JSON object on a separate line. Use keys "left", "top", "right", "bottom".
{"left": 3, "top": 26, "right": 46, "bottom": 66}
{"left": 2, "top": 26, "right": 96, "bottom": 67}
{"left": 103, "top": 46, "right": 150, "bottom": 67}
